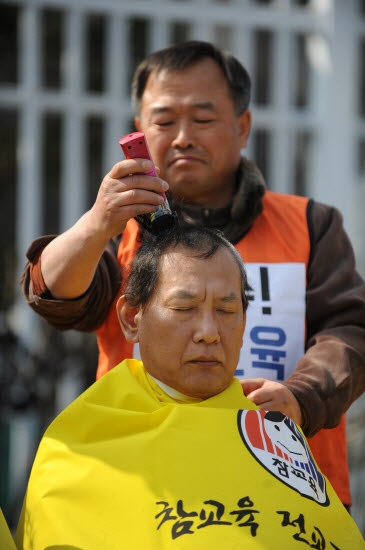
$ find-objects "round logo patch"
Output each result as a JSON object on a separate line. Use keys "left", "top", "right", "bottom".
{"left": 237, "top": 410, "right": 329, "bottom": 505}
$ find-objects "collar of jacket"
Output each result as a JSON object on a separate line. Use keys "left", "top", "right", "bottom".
{"left": 170, "top": 157, "right": 266, "bottom": 245}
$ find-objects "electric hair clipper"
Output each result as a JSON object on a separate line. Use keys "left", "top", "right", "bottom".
{"left": 119, "top": 132, "right": 176, "bottom": 234}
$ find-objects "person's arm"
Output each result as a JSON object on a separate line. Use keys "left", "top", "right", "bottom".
{"left": 20, "top": 234, "right": 122, "bottom": 332}
{"left": 283, "top": 200, "right": 365, "bottom": 437}
{"left": 20, "top": 157, "right": 169, "bottom": 331}
{"left": 40, "top": 158, "right": 168, "bottom": 299}
{"left": 241, "top": 200, "right": 365, "bottom": 437}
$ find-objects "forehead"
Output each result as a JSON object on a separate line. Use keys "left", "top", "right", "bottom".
{"left": 140, "top": 58, "right": 233, "bottom": 110}
{"left": 154, "top": 246, "right": 242, "bottom": 295}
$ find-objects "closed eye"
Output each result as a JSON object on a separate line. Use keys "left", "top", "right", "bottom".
{"left": 155, "top": 120, "right": 174, "bottom": 127}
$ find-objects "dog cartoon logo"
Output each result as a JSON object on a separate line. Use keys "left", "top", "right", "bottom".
{"left": 237, "top": 410, "right": 328, "bottom": 505}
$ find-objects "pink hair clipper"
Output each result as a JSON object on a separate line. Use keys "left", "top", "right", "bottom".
{"left": 119, "top": 132, "right": 176, "bottom": 234}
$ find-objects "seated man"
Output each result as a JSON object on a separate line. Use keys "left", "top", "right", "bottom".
{"left": 15, "top": 227, "right": 364, "bottom": 549}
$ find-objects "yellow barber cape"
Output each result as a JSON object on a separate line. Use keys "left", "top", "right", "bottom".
{"left": 0, "top": 508, "right": 16, "bottom": 550}
{"left": 15, "top": 359, "right": 364, "bottom": 549}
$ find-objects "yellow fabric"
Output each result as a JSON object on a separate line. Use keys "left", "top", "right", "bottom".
{"left": 0, "top": 508, "right": 16, "bottom": 550}
{"left": 16, "top": 359, "right": 364, "bottom": 549}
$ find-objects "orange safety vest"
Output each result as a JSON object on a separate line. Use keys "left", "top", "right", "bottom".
{"left": 95, "top": 190, "right": 350, "bottom": 505}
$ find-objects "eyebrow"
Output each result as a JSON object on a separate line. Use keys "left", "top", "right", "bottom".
{"left": 220, "top": 293, "right": 240, "bottom": 303}
{"left": 150, "top": 102, "right": 217, "bottom": 115}
{"left": 167, "top": 290, "right": 240, "bottom": 302}
{"left": 168, "top": 290, "right": 197, "bottom": 300}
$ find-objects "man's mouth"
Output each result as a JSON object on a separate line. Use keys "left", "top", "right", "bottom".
{"left": 188, "top": 357, "right": 220, "bottom": 367}
{"left": 168, "top": 156, "right": 203, "bottom": 166}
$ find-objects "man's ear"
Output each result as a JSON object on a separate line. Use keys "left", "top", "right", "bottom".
{"left": 237, "top": 110, "right": 252, "bottom": 149}
{"left": 116, "top": 295, "right": 141, "bottom": 343}
{"left": 134, "top": 117, "right": 142, "bottom": 132}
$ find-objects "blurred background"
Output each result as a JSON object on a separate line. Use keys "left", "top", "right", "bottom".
{"left": 0, "top": 0, "right": 364, "bottom": 534}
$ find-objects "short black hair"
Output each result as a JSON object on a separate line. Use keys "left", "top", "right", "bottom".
{"left": 124, "top": 226, "right": 249, "bottom": 311}
{"left": 131, "top": 40, "right": 251, "bottom": 116}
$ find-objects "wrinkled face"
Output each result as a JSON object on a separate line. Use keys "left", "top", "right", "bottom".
{"left": 135, "top": 58, "right": 251, "bottom": 208}
{"left": 134, "top": 246, "right": 246, "bottom": 399}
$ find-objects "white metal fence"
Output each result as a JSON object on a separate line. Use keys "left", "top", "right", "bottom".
{"left": 1, "top": 1, "right": 363, "bottom": 285}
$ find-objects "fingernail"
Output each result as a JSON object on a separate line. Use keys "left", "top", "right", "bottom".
{"left": 162, "top": 181, "right": 169, "bottom": 190}
{"left": 141, "top": 160, "right": 152, "bottom": 169}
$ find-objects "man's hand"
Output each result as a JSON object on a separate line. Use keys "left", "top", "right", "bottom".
{"left": 89, "top": 158, "right": 169, "bottom": 239}
{"left": 240, "top": 378, "right": 303, "bottom": 426}
{"left": 41, "top": 158, "right": 169, "bottom": 299}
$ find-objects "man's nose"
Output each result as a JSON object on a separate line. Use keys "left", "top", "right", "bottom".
{"left": 171, "top": 122, "right": 195, "bottom": 149}
{"left": 192, "top": 312, "right": 220, "bottom": 344}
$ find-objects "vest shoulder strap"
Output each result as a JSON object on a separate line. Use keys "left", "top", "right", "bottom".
{"left": 236, "top": 191, "right": 310, "bottom": 264}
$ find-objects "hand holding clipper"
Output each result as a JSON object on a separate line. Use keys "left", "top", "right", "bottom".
{"left": 119, "top": 132, "right": 176, "bottom": 234}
